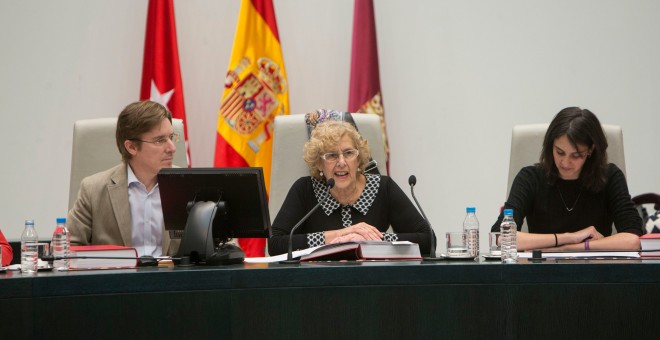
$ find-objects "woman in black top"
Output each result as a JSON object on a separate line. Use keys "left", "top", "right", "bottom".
{"left": 492, "top": 107, "right": 642, "bottom": 251}
{"left": 268, "top": 121, "right": 432, "bottom": 255}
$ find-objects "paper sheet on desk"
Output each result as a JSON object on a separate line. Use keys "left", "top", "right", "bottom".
{"left": 244, "top": 241, "right": 415, "bottom": 263}
{"left": 519, "top": 251, "right": 640, "bottom": 259}
{"left": 244, "top": 246, "right": 322, "bottom": 263}
{"left": 9, "top": 259, "right": 50, "bottom": 269}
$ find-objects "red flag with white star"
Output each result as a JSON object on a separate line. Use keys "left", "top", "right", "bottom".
{"left": 140, "top": 0, "right": 190, "bottom": 165}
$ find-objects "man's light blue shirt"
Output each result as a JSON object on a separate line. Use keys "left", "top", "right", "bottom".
{"left": 127, "top": 166, "right": 163, "bottom": 257}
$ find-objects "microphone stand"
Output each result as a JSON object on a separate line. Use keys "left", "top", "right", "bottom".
{"left": 280, "top": 178, "right": 335, "bottom": 264}
{"left": 409, "top": 175, "right": 443, "bottom": 262}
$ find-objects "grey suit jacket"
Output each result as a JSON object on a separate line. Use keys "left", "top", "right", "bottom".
{"left": 67, "top": 163, "right": 179, "bottom": 256}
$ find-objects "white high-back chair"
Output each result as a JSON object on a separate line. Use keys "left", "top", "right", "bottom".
{"left": 507, "top": 123, "right": 626, "bottom": 232}
{"left": 269, "top": 113, "right": 387, "bottom": 223}
{"left": 68, "top": 117, "right": 187, "bottom": 210}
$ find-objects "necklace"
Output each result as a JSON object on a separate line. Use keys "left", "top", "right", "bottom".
{"left": 557, "top": 186, "right": 582, "bottom": 212}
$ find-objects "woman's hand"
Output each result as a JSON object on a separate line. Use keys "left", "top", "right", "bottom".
{"left": 324, "top": 222, "right": 383, "bottom": 243}
{"left": 539, "top": 226, "right": 605, "bottom": 251}
{"left": 341, "top": 222, "right": 383, "bottom": 240}
{"left": 330, "top": 233, "right": 367, "bottom": 244}
{"left": 518, "top": 226, "right": 605, "bottom": 251}
{"left": 565, "top": 226, "right": 604, "bottom": 244}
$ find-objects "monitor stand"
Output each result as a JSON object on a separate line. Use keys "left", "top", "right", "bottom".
{"left": 177, "top": 200, "right": 245, "bottom": 265}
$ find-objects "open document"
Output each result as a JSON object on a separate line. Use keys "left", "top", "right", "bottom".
{"left": 244, "top": 247, "right": 321, "bottom": 263}
{"left": 518, "top": 251, "right": 640, "bottom": 259}
{"left": 245, "top": 241, "right": 419, "bottom": 263}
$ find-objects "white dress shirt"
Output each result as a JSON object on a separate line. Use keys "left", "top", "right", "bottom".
{"left": 127, "top": 166, "right": 163, "bottom": 257}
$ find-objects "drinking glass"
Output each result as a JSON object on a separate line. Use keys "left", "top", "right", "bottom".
{"left": 446, "top": 232, "right": 469, "bottom": 257}
{"left": 489, "top": 232, "right": 502, "bottom": 257}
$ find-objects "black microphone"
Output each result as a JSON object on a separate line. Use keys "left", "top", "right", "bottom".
{"left": 408, "top": 175, "right": 441, "bottom": 261}
{"left": 280, "top": 178, "right": 335, "bottom": 264}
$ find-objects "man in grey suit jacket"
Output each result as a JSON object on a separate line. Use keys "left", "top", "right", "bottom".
{"left": 68, "top": 101, "right": 180, "bottom": 256}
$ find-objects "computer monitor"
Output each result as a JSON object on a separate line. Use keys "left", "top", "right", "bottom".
{"left": 158, "top": 167, "right": 270, "bottom": 264}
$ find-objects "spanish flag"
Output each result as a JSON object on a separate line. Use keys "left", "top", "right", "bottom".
{"left": 214, "top": 0, "right": 289, "bottom": 256}
{"left": 348, "top": 0, "right": 389, "bottom": 172}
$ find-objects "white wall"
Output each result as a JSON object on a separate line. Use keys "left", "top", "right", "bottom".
{"left": 1, "top": 0, "right": 659, "bottom": 250}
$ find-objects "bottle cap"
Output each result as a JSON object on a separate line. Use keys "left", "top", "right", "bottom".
{"left": 56, "top": 217, "right": 66, "bottom": 224}
{"left": 503, "top": 209, "right": 513, "bottom": 216}
{"left": 466, "top": 207, "right": 476, "bottom": 213}
{"left": 25, "top": 219, "right": 34, "bottom": 226}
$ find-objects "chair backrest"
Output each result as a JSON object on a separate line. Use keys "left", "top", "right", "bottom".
{"left": 507, "top": 123, "right": 626, "bottom": 232}
{"left": 68, "top": 117, "right": 187, "bottom": 210}
{"left": 269, "top": 113, "right": 387, "bottom": 223}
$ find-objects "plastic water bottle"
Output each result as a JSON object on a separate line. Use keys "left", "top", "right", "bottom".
{"left": 500, "top": 209, "right": 518, "bottom": 263}
{"left": 463, "top": 207, "right": 479, "bottom": 257}
{"left": 51, "top": 217, "right": 70, "bottom": 270}
{"left": 21, "top": 220, "right": 39, "bottom": 273}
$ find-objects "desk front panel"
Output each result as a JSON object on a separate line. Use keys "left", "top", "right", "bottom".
{"left": 2, "top": 260, "right": 660, "bottom": 339}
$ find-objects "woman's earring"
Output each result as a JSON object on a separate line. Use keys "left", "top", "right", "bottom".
{"left": 319, "top": 170, "right": 324, "bottom": 177}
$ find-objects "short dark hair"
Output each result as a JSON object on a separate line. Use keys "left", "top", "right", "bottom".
{"left": 539, "top": 107, "right": 609, "bottom": 192}
{"left": 116, "top": 101, "right": 172, "bottom": 162}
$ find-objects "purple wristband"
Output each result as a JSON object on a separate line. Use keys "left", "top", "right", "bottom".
{"left": 584, "top": 239, "right": 590, "bottom": 251}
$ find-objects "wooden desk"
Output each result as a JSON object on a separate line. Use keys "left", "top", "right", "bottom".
{"left": 2, "top": 258, "right": 660, "bottom": 339}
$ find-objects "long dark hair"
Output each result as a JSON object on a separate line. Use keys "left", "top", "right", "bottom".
{"left": 539, "top": 107, "right": 609, "bottom": 192}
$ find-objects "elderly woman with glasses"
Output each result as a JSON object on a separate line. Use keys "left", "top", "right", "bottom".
{"left": 268, "top": 120, "right": 434, "bottom": 256}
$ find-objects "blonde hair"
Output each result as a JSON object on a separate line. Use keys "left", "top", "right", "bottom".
{"left": 303, "top": 121, "right": 371, "bottom": 179}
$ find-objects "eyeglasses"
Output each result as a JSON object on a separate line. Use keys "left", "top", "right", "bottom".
{"left": 321, "top": 149, "right": 359, "bottom": 162}
{"left": 131, "top": 133, "right": 179, "bottom": 146}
